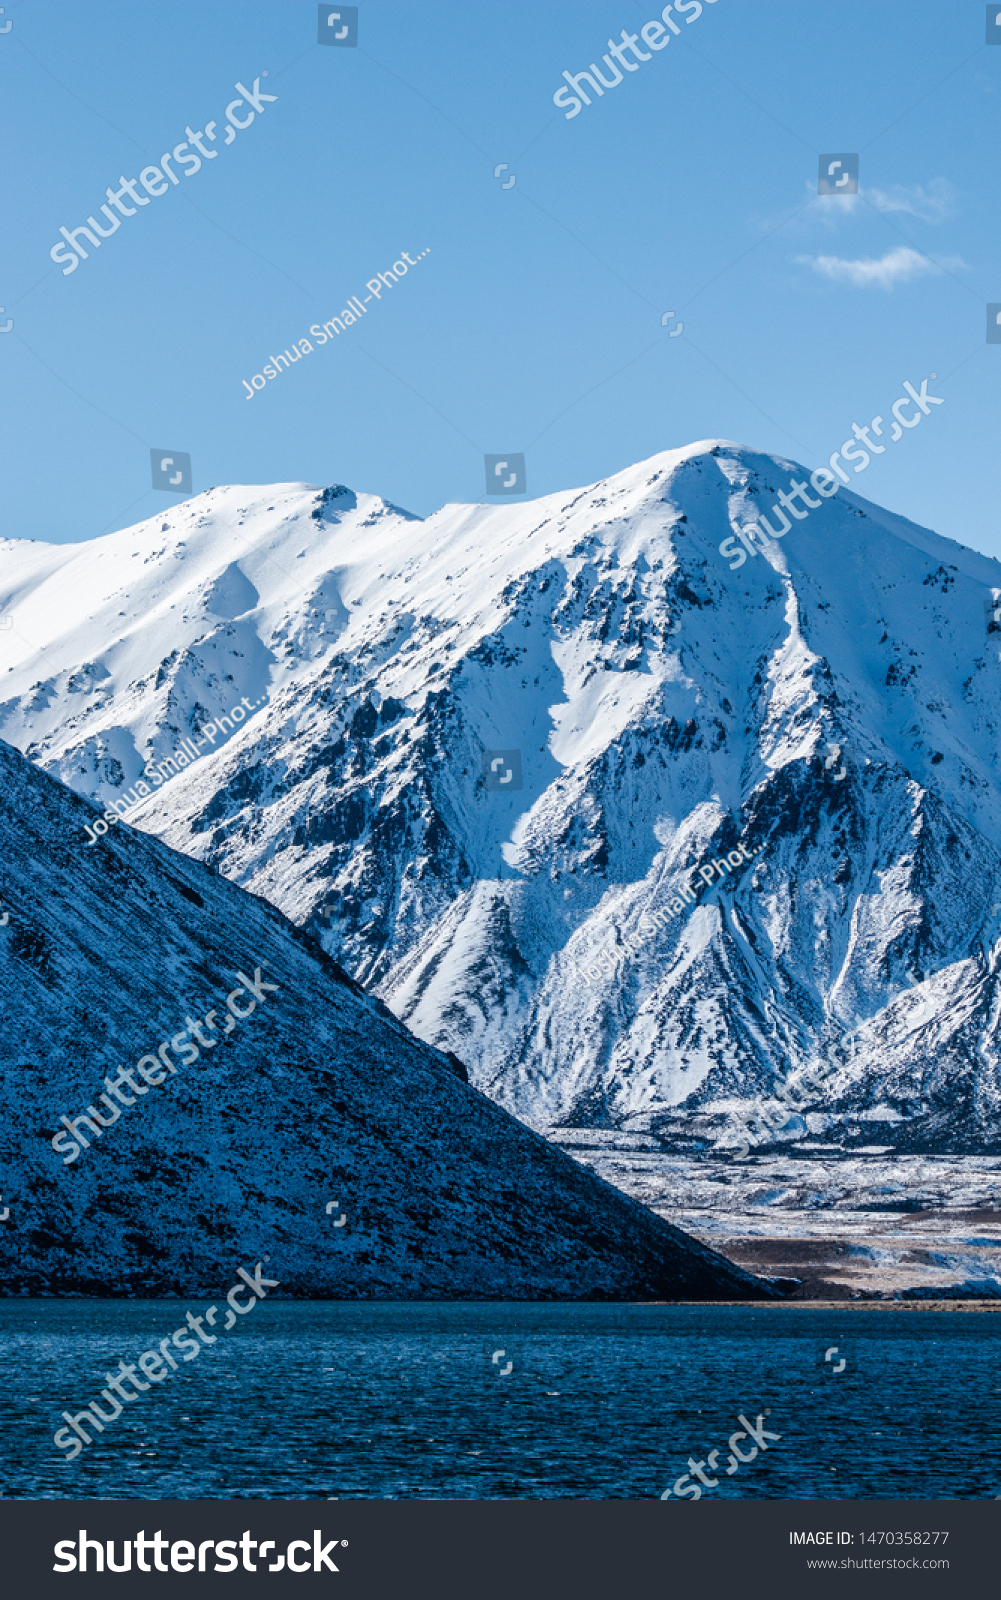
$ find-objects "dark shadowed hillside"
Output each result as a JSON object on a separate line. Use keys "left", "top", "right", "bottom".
{"left": 0, "top": 737, "right": 770, "bottom": 1301}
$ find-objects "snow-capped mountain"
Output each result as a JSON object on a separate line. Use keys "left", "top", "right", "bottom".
{"left": 0, "top": 736, "right": 766, "bottom": 1299}
{"left": 3, "top": 441, "right": 1001, "bottom": 1165}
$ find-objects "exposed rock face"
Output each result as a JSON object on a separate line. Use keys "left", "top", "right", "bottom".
{"left": 0, "top": 737, "right": 769, "bottom": 1300}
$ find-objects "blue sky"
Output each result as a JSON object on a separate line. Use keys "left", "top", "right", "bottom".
{"left": 2, "top": 0, "right": 998, "bottom": 554}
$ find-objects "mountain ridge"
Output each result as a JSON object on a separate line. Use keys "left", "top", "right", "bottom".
{"left": 3, "top": 441, "right": 1000, "bottom": 1165}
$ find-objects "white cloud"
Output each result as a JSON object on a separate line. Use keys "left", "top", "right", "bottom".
{"left": 802, "top": 178, "right": 959, "bottom": 231}
{"left": 795, "top": 245, "right": 967, "bottom": 289}
{"left": 864, "top": 178, "right": 958, "bottom": 223}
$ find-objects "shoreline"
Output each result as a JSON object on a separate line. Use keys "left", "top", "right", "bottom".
{"left": 3, "top": 1294, "right": 999, "bottom": 1309}
{"left": 641, "top": 1298, "right": 1001, "bottom": 1311}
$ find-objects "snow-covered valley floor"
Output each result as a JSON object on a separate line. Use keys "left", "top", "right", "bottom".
{"left": 549, "top": 1130, "right": 1001, "bottom": 1297}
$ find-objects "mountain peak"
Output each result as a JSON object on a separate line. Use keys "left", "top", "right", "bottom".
{"left": 3, "top": 446, "right": 1001, "bottom": 1187}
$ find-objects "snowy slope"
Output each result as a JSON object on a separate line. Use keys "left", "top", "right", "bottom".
{"left": 3, "top": 442, "right": 1001, "bottom": 1161}
{"left": 0, "top": 736, "right": 768, "bottom": 1299}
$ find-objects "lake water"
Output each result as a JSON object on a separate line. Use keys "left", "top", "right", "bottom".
{"left": 2, "top": 1302, "right": 998, "bottom": 1500}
